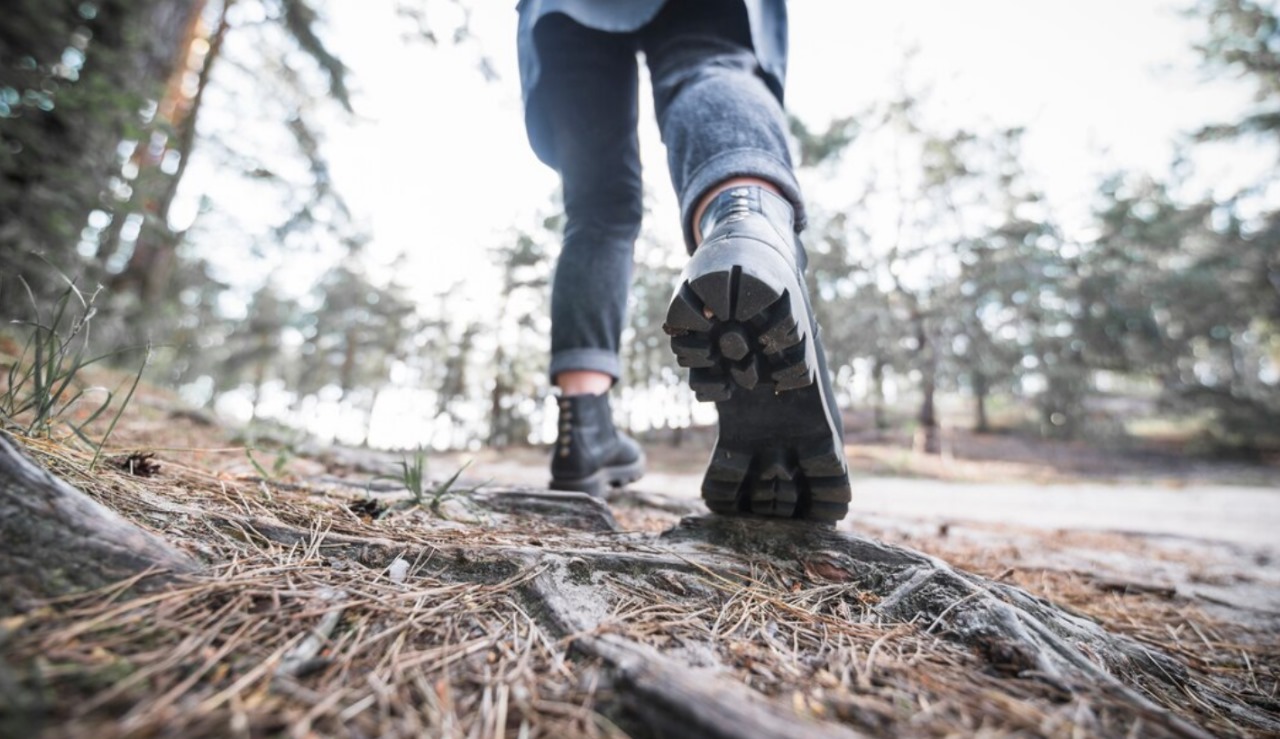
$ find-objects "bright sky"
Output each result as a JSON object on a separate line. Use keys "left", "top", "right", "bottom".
{"left": 316, "top": 0, "right": 1258, "bottom": 305}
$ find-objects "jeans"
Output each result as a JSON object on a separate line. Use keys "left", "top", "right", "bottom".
{"left": 526, "top": 0, "right": 804, "bottom": 381}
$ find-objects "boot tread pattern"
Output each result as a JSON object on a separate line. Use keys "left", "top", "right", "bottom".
{"left": 700, "top": 443, "right": 849, "bottom": 521}
{"left": 664, "top": 265, "right": 851, "bottom": 523}
{"left": 664, "top": 266, "right": 812, "bottom": 402}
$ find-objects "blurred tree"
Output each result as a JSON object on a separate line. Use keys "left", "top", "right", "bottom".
{"left": 100, "top": 0, "right": 360, "bottom": 345}
{"left": 947, "top": 129, "right": 1081, "bottom": 438}
{"left": 1074, "top": 0, "right": 1280, "bottom": 450}
{"left": 218, "top": 282, "right": 304, "bottom": 419}
{"left": 622, "top": 222, "right": 690, "bottom": 442}
{"left": 803, "top": 209, "right": 910, "bottom": 434}
{"left": 949, "top": 216, "right": 1064, "bottom": 435}
{"left": 0, "top": 0, "right": 201, "bottom": 315}
{"left": 792, "top": 112, "right": 911, "bottom": 434}
{"left": 794, "top": 97, "right": 1083, "bottom": 444}
{"left": 1084, "top": 176, "right": 1278, "bottom": 449}
{"left": 436, "top": 320, "right": 482, "bottom": 447}
{"left": 297, "top": 258, "right": 419, "bottom": 442}
{"left": 859, "top": 107, "right": 987, "bottom": 450}
{"left": 1192, "top": 0, "right": 1280, "bottom": 145}
{"left": 487, "top": 228, "right": 553, "bottom": 448}
{"left": 400, "top": 283, "right": 484, "bottom": 447}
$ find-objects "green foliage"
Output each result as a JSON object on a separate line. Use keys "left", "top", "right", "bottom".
{"left": 1083, "top": 175, "right": 1280, "bottom": 447}
{"left": 373, "top": 447, "right": 474, "bottom": 518}
{"left": 1070, "top": 0, "right": 1280, "bottom": 449}
{"left": 279, "top": 0, "right": 353, "bottom": 111}
{"left": 795, "top": 90, "right": 1089, "bottom": 440}
{"left": 486, "top": 226, "right": 555, "bottom": 448}
{"left": 1192, "top": 0, "right": 1280, "bottom": 143}
{"left": 0, "top": 277, "right": 148, "bottom": 467}
{"left": 621, "top": 222, "right": 690, "bottom": 430}
{"left": 298, "top": 259, "right": 419, "bottom": 399}
{"left": 792, "top": 15, "right": 1280, "bottom": 450}
{"left": 788, "top": 114, "right": 862, "bottom": 168}
{"left": 241, "top": 426, "right": 299, "bottom": 481}
{"left": 398, "top": 446, "right": 429, "bottom": 503}
{"left": 2, "top": 281, "right": 104, "bottom": 437}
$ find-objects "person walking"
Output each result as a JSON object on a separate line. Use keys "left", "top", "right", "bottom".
{"left": 519, "top": 0, "right": 851, "bottom": 523}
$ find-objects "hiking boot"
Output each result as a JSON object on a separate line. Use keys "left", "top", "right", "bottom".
{"left": 549, "top": 392, "right": 646, "bottom": 497}
{"left": 663, "top": 187, "right": 851, "bottom": 523}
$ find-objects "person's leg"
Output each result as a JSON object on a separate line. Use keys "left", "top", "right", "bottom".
{"left": 533, "top": 14, "right": 645, "bottom": 388}
{"left": 641, "top": 0, "right": 803, "bottom": 251}
{"left": 642, "top": 0, "right": 851, "bottom": 523}
{"left": 525, "top": 13, "right": 645, "bottom": 494}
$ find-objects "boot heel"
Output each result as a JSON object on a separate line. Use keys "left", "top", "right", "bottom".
{"left": 665, "top": 196, "right": 850, "bottom": 523}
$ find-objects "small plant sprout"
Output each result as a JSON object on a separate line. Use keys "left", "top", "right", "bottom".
{"left": 371, "top": 447, "right": 479, "bottom": 519}
{"left": 398, "top": 446, "right": 429, "bottom": 506}
{"left": 425, "top": 461, "right": 472, "bottom": 517}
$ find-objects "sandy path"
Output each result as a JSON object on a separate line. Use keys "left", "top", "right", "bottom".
{"left": 839, "top": 477, "right": 1280, "bottom": 550}
{"left": 448, "top": 452, "right": 1280, "bottom": 551}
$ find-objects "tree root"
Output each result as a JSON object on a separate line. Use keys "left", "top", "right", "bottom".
{"left": 0, "top": 433, "right": 197, "bottom": 613}
{"left": 217, "top": 491, "right": 1275, "bottom": 737}
{"left": 6, "top": 451, "right": 1275, "bottom": 737}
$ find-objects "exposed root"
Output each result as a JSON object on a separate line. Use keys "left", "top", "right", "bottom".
{"left": 1, "top": 434, "right": 1277, "bottom": 738}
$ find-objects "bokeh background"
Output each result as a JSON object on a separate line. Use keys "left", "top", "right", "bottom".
{"left": 2, "top": 0, "right": 1277, "bottom": 473}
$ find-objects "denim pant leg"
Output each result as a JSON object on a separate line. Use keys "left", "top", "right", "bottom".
{"left": 531, "top": 15, "right": 644, "bottom": 382}
{"left": 641, "top": 1, "right": 804, "bottom": 252}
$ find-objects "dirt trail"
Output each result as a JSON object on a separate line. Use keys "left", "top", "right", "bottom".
{"left": 438, "top": 450, "right": 1280, "bottom": 551}
{"left": 841, "top": 478, "right": 1280, "bottom": 550}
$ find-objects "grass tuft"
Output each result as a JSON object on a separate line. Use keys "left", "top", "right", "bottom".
{"left": 366, "top": 447, "right": 477, "bottom": 519}
{"left": 1, "top": 277, "right": 148, "bottom": 467}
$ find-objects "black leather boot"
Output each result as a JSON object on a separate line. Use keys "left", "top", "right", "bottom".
{"left": 549, "top": 393, "right": 645, "bottom": 497}
{"left": 664, "top": 186, "right": 851, "bottom": 523}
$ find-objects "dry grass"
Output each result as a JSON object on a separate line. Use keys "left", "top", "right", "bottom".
{"left": 833, "top": 519, "right": 1280, "bottom": 736}
{"left": 3, "top": 433, "right": 625, "bottom": 738}
{"left": 11, "top": 557, "right": 614, "bottom": 738}
{"left": 1, "top": 409, "right": 1277, "bottom": 738}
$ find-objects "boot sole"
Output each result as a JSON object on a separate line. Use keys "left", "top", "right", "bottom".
{"left": 550, "top": 457, "right": 646, "bottom": 498}
{"left": 664, "top": 237, "right": 850, "bottom": 523}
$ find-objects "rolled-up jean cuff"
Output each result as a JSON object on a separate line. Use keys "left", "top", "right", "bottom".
{"left": 549, "top": 348, "right": 621, "bottom": 383}
{"left": 679, "top": 148, "right": 805, "bottom": 252}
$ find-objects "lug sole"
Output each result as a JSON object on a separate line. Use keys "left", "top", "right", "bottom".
{"left": 664, "top": 238, "right": 851, "bottom": 523}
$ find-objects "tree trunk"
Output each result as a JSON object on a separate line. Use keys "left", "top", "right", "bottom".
{"left": 488, "top": 344, "right": 510, "bottom": 448}
{"left": 0, "top": 0, "right": 202, "bottom": 316}
{"left": 870, "top": 357, "right": 887, "bottom": 433}
{"left": 973, "top": 368, "right": 990, "bottom": 432}
{"left": 914, "top": 320, "right": 939, "bottom": 454}
{"left": 340, "top": 326, "right": 357, "bottom": 395}
{"left": 110, "top": 0, "right": 225, "bottom": 305}
{"left": 0, "top": 434, "right": 196, "bottom": 614}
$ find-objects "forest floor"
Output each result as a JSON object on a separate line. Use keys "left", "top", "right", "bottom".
{"left": 2, "top": 378, "right": 1278, "bottom": 737}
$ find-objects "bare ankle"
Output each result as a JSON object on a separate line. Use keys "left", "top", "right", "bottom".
{"left": 556, "top": 370, "right": 612, "bottom": 396}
